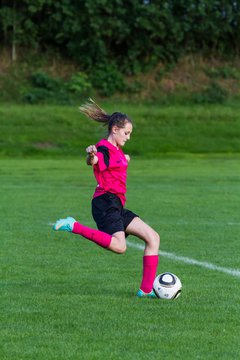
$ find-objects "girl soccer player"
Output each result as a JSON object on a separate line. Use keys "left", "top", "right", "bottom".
{"left": 53, "top": 99, "right": 160, "bottom": 298}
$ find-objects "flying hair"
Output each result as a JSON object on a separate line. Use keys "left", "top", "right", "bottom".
{"left": 79, "top": 98, "right": 110, "bottom": 124}
{"left": 79, "top": 98, "right": 132, "bottom": 134}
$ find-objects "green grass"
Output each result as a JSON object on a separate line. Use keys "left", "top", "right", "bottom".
{"left": 1, "top": 156, "right": 240, "bottom": 359}
{"left": 1, "top": 102, "right": 240, "bottom": 157}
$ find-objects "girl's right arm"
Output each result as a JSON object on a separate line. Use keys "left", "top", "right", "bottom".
{"left": 86, "top": 145, "right": 98, "bottom": 165}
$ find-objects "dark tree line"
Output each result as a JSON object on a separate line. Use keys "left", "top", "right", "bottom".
{"left": 0, "top": 0, "right": 240, "bottom": 73}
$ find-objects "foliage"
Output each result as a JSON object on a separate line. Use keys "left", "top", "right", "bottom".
{"left": 21, "top": 71, "right": 67, "bottom": 104}
{"left": 204, "top": 66, "right": 240, "bottom": 80}
{"left": 17, "top": 71, "right": 93, "bottom": 104}
{"left": 68, "top": 72, "right": 92, "bottom": 96}
{"left": 30, "top": 71, "right": 61, "bottom": 91}
{"left": 89, "top": 62, "right": 125, "bottom": 96}
{"left": 1, "top": 0, "right": 240, "bottom": 75}
{"left": 193, "top": 82, "right": 229, "bottom": 104}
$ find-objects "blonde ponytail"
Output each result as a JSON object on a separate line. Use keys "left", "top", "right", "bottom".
{"left": 79, "top": 98, "right": 110, "bottom": 124}
{"left": 79, "top": 98, "right": 132, "bottom": 135}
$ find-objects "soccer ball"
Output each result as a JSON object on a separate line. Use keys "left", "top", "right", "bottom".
{"left": 153, "top": 272, "right": 182, "bottom": 300}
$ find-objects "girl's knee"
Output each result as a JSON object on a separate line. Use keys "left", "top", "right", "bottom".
{"left": 110, "top": 236, "right": 127, "bottom": 254}
{"left": 148, "top": 230, "right": 160, "bottom": 250}
{"left": 156, "top": 232, "right": 160, "bottom": 246}
{"left": 154, "top": 232, "right": 160, "bottom": 248}
{"left": 114, "top": 243, "right": 127, "bottom": 254}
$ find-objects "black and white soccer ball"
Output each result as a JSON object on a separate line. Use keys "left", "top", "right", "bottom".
{"left": 153, "top": 272, "right": 182, "bottom": 300}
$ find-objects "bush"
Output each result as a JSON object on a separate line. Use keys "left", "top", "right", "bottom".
{"left": 30, "top": 72, "right": 61, "bottom": 91}
{"left": 22, "top": 88, "right": 71, "bottom": 104}
{"left": 68, "top": 72, "right": 92, "bottom": 96}
{"left": 125, "top": 80, "right": 144, "bottom": 94}
{"left": 22, "top": 88, "right": 54, "bottom": 103}
{"left": 204, "top": 66, "right": 240, "bottom": 80}
{"left": 22, "top": 71, "right": 71, "bottom": 104}
{"left": 193, "top": 82, "right": 229, "bottom": 104}
{"left": 23, "top": 71, "right": 93, "bottom": 103}
{"left": 90, "top": 63, "right": 125, "bottom": 96}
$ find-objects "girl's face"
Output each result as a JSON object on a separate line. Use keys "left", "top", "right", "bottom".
{"left": 112, "top": 122, "right": 133, "bottom": 147}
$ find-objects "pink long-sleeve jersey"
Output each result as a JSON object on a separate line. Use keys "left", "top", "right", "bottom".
{"left": 93, "top": 139, "right": 128, "bottom": 206}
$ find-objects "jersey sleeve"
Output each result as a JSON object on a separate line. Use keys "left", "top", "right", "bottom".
{"left": 96, "top": 145, "right": 110, "bottom": 172}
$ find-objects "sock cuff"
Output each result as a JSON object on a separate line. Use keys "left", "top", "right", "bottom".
{"left": 143, "top": 255, "right": 159, "bottom": 266}
{"left": 72, "top": 222, "right": 82, "bottom": 233}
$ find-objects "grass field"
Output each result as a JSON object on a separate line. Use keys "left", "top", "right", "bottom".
{"left": 1, "top": 102, "right": 240, "bottom": 157}
{"left": 1, "top": 155, "right": 240, "bottom": 360}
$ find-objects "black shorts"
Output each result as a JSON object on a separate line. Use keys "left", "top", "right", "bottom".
{"left": 92, "top": 192, "right": 138, "bottom": 235}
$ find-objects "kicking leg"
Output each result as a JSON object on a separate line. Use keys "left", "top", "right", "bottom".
{"left": 53, "top": 217, "right": 126, "bottom": 254}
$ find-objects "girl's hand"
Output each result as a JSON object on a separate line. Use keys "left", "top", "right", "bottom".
{"left": 86, "top": 145, "right": 98, "bottom": 166}
{"left": 125, "top": 154, "right": 130, "bottom": 162}
{"left": 86, "top": 145, "right": 97, "bottom": 154}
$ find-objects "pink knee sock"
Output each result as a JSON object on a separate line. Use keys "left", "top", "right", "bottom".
{"left": 140, "top": 255, "right": 159, "bottom": 293}
{"left": 72, "top": 222, "right": 112, "bottom": 249}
